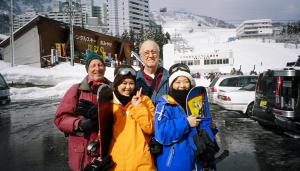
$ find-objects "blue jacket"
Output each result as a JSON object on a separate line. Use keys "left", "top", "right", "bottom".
{"left": 136, "top": 67, "right": 169, "bottom": 104}
{"left": 154, "top": 94, "right": 216, "bottom": 171}
{"left": 154, "top": 95, "right": 195, "bottom": 171}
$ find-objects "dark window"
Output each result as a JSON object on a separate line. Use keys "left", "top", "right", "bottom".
{"left": 220, "top": 77, "right": 239, "bottom": 87}
{"left": 209, "top": 77, "right": 219, "bottom": 87}
{"left": 256, "top": 74, "right": 276, "bottom": 97}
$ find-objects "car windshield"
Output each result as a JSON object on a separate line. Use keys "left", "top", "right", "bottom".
{"left": 239, "top": 83, "right": 256, "bottom": 91}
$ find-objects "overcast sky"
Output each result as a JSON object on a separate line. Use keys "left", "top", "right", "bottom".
{"left": 149, "top": 0, "right": 300, "bottom": 24}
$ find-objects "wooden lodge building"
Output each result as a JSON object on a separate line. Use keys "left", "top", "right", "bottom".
{"left": 0, "top": 16, "right": 132, "bottom": 68}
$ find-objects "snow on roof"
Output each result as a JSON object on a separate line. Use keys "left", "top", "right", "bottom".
{"left": 0, "top": 15, "right": 41, "bottom": 44}
{"left": 0, "top": 34, "right": 8, "bottom": 41}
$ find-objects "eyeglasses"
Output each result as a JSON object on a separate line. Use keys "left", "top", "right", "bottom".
{"left": 143, "top": 50, "right": 158, "bottom": 57}
{"left": 169, "top": 63, "right": 190, "bottom": 75}
{"left": 115, "top": 68, "right": 136, "bottom": 79}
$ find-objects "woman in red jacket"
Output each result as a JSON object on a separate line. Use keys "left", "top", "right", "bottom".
{"left": 54, "top": 51, "right": 112, "bottom": 171}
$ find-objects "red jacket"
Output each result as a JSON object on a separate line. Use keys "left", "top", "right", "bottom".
{"left": 54, "top": 76, "right": 111, "bottom": 171}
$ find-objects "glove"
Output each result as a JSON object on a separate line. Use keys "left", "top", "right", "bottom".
{"left": 79, "top": 118, "right": 98, "bottom": 134}
{"left": 75, "top": 99, "right": 98, "bottom": 120}
{"left": 84, "top": 155, "right": 115, "bottom": 171}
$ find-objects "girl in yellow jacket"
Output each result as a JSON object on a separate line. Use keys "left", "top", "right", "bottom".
{"left": 109, "top": 64, "right": 156, "bottom": 171}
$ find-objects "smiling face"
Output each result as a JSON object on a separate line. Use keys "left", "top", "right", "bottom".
{"left": 140, "top": 40, "right": 160, "bottom": 69}
{"left": 172, "top": 76, "right": 191, "bottom": 90}
{"left": 117, "top": 78, "right": 136, "bottom": 96}
{"left": 88, "top": 59, "right": 106, "bottom": 81}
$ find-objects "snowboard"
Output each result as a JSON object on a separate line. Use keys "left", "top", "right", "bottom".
{"left": 86, "top": 84, "right": 113, "bottom": 161}
{"left": 96, "top": 84, "right": 114, "bottom": 160}
{"left": 186, "top": 86, "right": 210, "bottom": 119}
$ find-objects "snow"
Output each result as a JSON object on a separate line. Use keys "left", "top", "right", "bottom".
{"left": 0, "top": 61, "right": 114, "bottom": 101}
{"left": 159, "top": 15, "right": 300, "bottom": 74}
{"left": 0, "top": 60, "right": 211, "bottom": 102}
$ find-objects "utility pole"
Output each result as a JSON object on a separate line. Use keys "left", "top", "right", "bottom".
{"left": 69, "top": 0, "right": 74, "bottom": 66}
{"left": 10, "top": 0, "right": 15, "bottom": 67}
{"left": 63, "top": 0, "right": 80, "bottom": 66}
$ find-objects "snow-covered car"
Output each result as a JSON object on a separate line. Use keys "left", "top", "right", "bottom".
{"left": 208, "top": 75, "right": 257, "bottom": 104}
{"left": 216, "top": 83, "right": 256, "bottom": 115}
{"left": 0, "top": 73, "right": 10, "bottom": 105}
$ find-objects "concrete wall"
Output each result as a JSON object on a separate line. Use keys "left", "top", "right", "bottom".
{"left": 3, "top": 26, "right": 41, "bottom": 67}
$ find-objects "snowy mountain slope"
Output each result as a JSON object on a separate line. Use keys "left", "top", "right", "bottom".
{"left": 155, "top": 12, "right": 299, "bottom": 74}
{"left": 151, "top": 11, "right": 235, "bottom": 34}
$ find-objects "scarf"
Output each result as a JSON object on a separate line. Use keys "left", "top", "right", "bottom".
{"left": 169, "top": 89, "right": 190, "bottom": 112}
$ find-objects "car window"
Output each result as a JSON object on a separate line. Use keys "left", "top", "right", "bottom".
{"left": 257, "top": 75, "right": 276, "bottom": 96}
{"left": 0, "top": 75, "right": 8, "bottom": 88}
{"left": 219, "top": 77, "right": 238, "bottom": 87}
{"left": 240, "top": 83, "right": 256, "bottom": 91}
{"left": 209, "top": 77, "right": 219, "bottom": 87}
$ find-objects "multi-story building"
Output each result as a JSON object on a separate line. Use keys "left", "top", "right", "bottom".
{"left": 106, "top": 0, "right": 150, "bottom": 36}
{"left": 236, "top": 19, "right": 273, "bottom": 39}
{"left": 13, "top": 10, "right": 83, "bottom": 31}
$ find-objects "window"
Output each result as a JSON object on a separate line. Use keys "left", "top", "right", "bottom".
{"left": 220, "top": 77, "right": 239, "bottom": 87}
{"left": 257, "top": 74, "right": 276, "bottom": 97}
{"left": 210, "top": 59, "right": 216, "bottom": 64}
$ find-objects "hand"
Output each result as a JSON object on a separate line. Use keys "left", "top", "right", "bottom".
{"left": 210, "top": 120, "right": 217, "bottom": 130}
{"left": 187, "top": 115, "right": 201, "bottom": 127}
{"left": 79, "top": 118, "right": 98, "bottom": 134}
{"left": 131, "top": 88, "right": 142, "bottom": 106}
{"left": 75, "top": 99, "right": 97, "bottom": 119}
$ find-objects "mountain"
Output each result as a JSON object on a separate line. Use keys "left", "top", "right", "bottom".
{"left": 150, "top": 10, "right": 235, "bottom": 33}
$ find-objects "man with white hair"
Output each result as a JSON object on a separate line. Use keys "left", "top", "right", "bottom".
{"left": 136, "top": 39, "right": 169, "bottom": 104}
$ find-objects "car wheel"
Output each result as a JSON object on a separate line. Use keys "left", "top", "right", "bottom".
{"left": 246, "top": 102, "right": 254, "bottom": 117}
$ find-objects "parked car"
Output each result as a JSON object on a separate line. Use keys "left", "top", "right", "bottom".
{"left": 252, "top": 68, "right": 300, "bottom": 136}
{"left": 216, "top": 83, "right": 256, "bottom": 116}
{"left": 0, "top": 73, "right": 10, "bottom": 105}
{"left": 208, "top": 75, "right": 258, "bottom": 104}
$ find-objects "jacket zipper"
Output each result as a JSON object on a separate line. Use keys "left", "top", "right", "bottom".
{"left": 166, "top": 145, "right": 175, "bottom": 167}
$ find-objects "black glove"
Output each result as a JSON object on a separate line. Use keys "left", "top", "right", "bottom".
{"left": 79, "top": 118, "right": 98, "bottom": 134}
{"left": 75, "top": 99, "right": 98, "bottom": 120}
{"left": 149, "top": 137, "right": 163, "bottom": 155}
{"left": 84, "top": 155, "right": 115, "bottom": 171}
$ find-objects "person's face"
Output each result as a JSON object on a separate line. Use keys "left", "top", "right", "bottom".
{"left": 172, "top": 76, "right": 191, "bottom": 90}
{"left": 140, "top": 41, "right": 159, "bottom": 68}
{"left": 88, "top": 59, "right": 105, "bottom": 80}
{"left": 117, "top": 78, "right": 135, "bottom": 96}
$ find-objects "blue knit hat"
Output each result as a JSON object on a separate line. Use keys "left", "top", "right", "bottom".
{"left": 84, "top": 50, "right": 105, "bottom": 71}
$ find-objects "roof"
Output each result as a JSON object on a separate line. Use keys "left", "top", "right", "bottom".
{"left": 0, "top": 15, "right": 120, "bottom": 48}
{"left": 0, "top": 15, "right": 69, "bottom": 48}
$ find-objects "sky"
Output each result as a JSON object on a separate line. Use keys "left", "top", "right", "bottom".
{"left": 149, "top": 0, "right": 300, "bottom": 24}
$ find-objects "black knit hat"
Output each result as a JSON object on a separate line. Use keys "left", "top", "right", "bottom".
{"left": 113, "top": 64, "right": 136, "bottom": 87}
{"left": 84, "top": 50, "right": 105, "bottom": 72}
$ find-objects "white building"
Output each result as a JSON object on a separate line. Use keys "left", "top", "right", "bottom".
{"left": 236, "top": 19, "right": 273, "bottom": 39}
{"left": 163, "top": 44, "right": 234, "bottom": 75}
{"left": 106, "top": 0, "right": 150, "bottom": 36}
{"left": 13, "top": 11, "right": 83, "bottom": 31}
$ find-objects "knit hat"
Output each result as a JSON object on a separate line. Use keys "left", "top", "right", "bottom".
{"left": 168, "top": 63, "right": 195, "bottom": 87}
{"left": 113, "top": 64, "right": 136, "bottom": 87}
{"left": 84, "top": 50, "right": 105, "bottom": 72}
